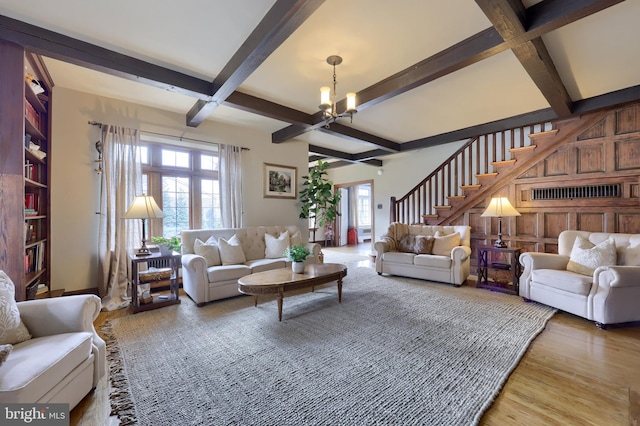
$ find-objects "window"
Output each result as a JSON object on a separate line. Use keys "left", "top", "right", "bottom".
{"left": 357, "top": 185, "right": 371, "bottom": 226}
{"left": 140, "top": 142, "right": 220, "bottom": 239}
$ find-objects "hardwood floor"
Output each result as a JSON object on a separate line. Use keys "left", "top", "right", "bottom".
{"left": 72, "top": 243, "right": 640, "bottom": 425}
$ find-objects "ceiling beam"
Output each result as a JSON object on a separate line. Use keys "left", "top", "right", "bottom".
{"left": 308, "top": 145, "right": 382, "bottom": 167}
{"left": 272, "top": 0, "right": 623, "bottom": 144}
{"left": 223, "top": 91, "right": 312, "bottom": 126}
{"left": 476, "top": 0, "right": 573, "bottom": 117}
{"left": 0, "top": 14, "right": 212, "bottom": 99}
{"left": 185, "top": 0, "right": 325, "bottom": 127}
{"left": 317, "top": 123, "right": 400, "bottom": 152}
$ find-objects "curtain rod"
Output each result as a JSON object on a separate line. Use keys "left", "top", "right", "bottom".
{"left": 88, "top": 121, "right": 249, "bottom": 151}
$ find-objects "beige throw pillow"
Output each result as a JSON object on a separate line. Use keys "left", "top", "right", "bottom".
{"left": 289, "top": 231, "right": 303, "bottom": 248}
{"left": 265, "top": 231, "right": 290, "bottom": 259}
{"left": 432, "top": 232, "right": 461, "bottom": 256}
{"left": 218, "top": 235, "right": 247, "bottom": 265}
{"left": 0, "top": 271, "right": 31, "bottom": 345}
{"left": 194, "top": 237, "right": 221, "bottom": 267}
{"left": 567, "top": 236, "right": 616, "bottom": 276}
{"left": 617, "top": 244, "right": 640, "bottom": 266}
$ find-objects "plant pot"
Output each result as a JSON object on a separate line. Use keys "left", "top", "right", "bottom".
{"left": 158, "top": 244, "right": 172, "bottom": 256}
{"left": 292, "top": 261, "right": 305, "bottom": 274}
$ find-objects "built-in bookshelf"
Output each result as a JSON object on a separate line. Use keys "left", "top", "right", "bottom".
{"left": 0, "top": 39, "right": 57, "bottom": 301}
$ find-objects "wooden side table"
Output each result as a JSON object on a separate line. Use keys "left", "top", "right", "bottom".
{"left": 129, "top": 252, "right": 181, "bottom": 313}
{"left": 476, "top": 246, "right": 522, "bottom": 295}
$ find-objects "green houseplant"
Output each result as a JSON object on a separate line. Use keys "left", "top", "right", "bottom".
{"left": 150, "top": 236, "right": 181, "bottom": 254}
{"left": 285, "top": 244, "right": 311, "bottom": 273}
{"left": 299, "top": 160, "right": 341, "bottom": 243}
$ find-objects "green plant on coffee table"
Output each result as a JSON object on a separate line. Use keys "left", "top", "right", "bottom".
{"left": 150, "top": 236, "right": 181, "bottom": 252}
{"left": 285, "top": 245, "right": 311, "bottom": 262}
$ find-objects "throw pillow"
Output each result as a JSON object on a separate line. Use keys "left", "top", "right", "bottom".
{"left": 567, "top": 236, "right": 616, "bottom": 276}
{"left": 398, "top": 234, "right": 417, "bottom": 253}
{"left": 0, "top": 271, "right": 31, "bottom": 345}
{"left": 414, "top": 235, "right": 435, "bottom": 254}
{"left": 289, "top": 231, "right": 303, "bottom": 248}
{"left": 265, "top": 231, "right": 290, "bottom": 259}
{"left": 218, "top": 235, "right": 247, "bottom": 265}
{"left": 431, "top": 232, "right": 461, "bottom": 256}
{"left": 0, "top": 344, "right": 12, "bottom": 366}
{"left": 194, "top": 237, "right": 221, "bottom": 267}
{"left": 617, "top": 244, "right": 640, "bottom": 266}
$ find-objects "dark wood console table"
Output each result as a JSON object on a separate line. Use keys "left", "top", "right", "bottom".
{"left": 476, "top": 246, "right": 522, "bottom": 295}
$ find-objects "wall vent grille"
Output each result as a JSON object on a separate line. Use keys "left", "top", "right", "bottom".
{"left": 532, "top": 184, "right": 620, "bottom": 200}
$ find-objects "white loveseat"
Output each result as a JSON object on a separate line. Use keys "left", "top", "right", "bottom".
{"left": 181, "top": 226, "right": 321, "bottom": 306}
{"left": 519, "top": 230, "right": 640, "bottom": 328}
{"left": 374, "top": 223, "right": 472, "bottom": 286}
{"left": 0, "top": 294, "right": 106, "bottom": 409}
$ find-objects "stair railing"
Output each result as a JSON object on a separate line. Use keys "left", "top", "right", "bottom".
{"left": 390, "top": 122, "right": 552, "bottom": 224}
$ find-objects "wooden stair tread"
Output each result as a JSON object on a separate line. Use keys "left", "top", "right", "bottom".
{"left": 460, "top": 184, "right": 481, "bottom": 190}
{"left": 447, "top": 195, "right": 466, "bottom": 201}
{"left": 529, "top": 129, "right": 558, "bottom": 138}
{"left": 509, "top": 145, "right": 536, "bottom": 154}
{"left": 422, "top": 214, "right": 438, "bottom": 218}
{"left": 492, "top": 159, "right": 517, "bottom": 167}
{"left": 434, "top": 205, "right": 452, "bottom": 210}
{"left": 475, "top": 173, "right": 498, "bottom": 178}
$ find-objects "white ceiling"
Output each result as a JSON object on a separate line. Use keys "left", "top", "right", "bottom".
{"left": 1, "top": 0, "right": 639, "bottom": 163}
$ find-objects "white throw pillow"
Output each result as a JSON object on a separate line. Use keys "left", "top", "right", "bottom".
{"left": 0, "top": 271, "right": 31, "bottom": 345}
{"left": 431, "top": 232, "right": 461, "bottom": 256}
{"left": 194, "top": 237, "right": 221, "bottom": 267}
{"left": 265, "top": 231, "right": 290, "bottom": 259}
{"left": 218, "top": 235, "right": 247, "bottom": 265}
{"left": 566, "top": 236, "right": 616, "bottom": 276}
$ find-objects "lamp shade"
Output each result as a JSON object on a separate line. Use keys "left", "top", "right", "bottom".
{"left": 123, "top": 195, "right": 166, "bottom": 219}
{"left": 481, "top": 197, "right": 520, "bottom": 217}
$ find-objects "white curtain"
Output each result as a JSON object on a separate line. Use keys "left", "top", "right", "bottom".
{"left": 97, "top": 125, "right": 141, "bottom": 311}
{"left": 219, "top": 144, "right": 243, "bottom": 228}
{"left": 349, "top": 186, "right": 359, "bottom": 241}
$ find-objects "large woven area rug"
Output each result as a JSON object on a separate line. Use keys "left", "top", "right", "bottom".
{"left": 104, "top": 260, "right": 555, "bottom": 426}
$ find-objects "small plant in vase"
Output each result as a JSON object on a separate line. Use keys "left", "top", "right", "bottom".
{"left": 150, "top": 236, "right": 181, "bottom": 255}
{"left": 285, "top": 245, "right": 311, "bottom": 273}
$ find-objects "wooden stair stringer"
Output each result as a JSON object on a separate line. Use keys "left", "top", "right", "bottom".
{"left": 427, "top": 109, "right": 610, "bottom": 226}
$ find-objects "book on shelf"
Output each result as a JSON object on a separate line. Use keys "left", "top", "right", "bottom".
{"left": 24, "top": 241, "right": 45, "bottom": 274}
{"left": 25, "top": 208, "right": 39, "bottom": 217}
{"left": 25, "top": 193, "right": 39, "bottom": 212}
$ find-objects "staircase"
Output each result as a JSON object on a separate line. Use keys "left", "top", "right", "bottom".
{"left": 390, "top": 110, "right": 610, "bottom": 226}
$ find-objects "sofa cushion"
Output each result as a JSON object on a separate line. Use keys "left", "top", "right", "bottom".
{"left": 382, "top": 251, "right": 415, "bottom": 265}
{"left": 413, "top": 254, "right": 451, "bottom": 268}
{"left": 531, "top": 269, "right": 593, "bottom": 295}
{"left": 432, "top": 232, "right": 461, "bottom": 256}
{"left": 0, "top": 332, "right": 92, "bottom": 403}
{"left": 0, "top": 271, "right": 31, "bottom": 345}
{"left": 617, "top": 244, "right": 640, "bottom": 266}
{"left": 265, "top": 231, "right": 290, "bottom": 259}
{"left": 194, "top": 237, "right": 221, "bottom": 267}
{"left": 246, "top": 258, "right": 287, "bottom": 273}
{"left": 218, "top": 235, "right": 247, "bottom": 265}
{"left": 206, "top": 265, "right": 251, "bottom": 283}
{"left": 566, "top": 236, "right": 616, "bottom": 276}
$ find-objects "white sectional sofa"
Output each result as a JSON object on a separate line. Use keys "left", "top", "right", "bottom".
{"left": 519, "top": 230, "right": 640, "bottom": 328}
{"left": 181, "top": 226, "right": 321, "bottom": 306}
{"left": 374, "top": 223, "right": 472, "bottom": 286}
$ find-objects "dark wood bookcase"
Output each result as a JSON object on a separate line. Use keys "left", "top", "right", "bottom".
{"left": 0, "top": 40, "right": 54, "bottom": 301}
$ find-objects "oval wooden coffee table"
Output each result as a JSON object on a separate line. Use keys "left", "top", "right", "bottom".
{"left": 237, "top": 263, "right": 347, "bottom": 321}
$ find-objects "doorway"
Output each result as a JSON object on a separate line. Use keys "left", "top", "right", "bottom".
{"left": 334, "top": 180, "right": 374, "bottom": 253}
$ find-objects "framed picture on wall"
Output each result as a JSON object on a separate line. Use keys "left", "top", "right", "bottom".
{"left": 263, "top": 163, "right": 297, "bottom": 199}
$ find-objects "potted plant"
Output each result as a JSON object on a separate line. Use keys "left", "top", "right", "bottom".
{"left": 299, "top": 160, "right": 341, "bottom": 243}
{"left": 285, "top": 244, "right": 311, "bottom": 273}
{"left": 150, "top": 236, "right": 181, "bottom": 255}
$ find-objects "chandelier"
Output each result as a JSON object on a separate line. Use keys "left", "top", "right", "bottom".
{"left": 319, "top": 55, "right": 357, "bottom": 128}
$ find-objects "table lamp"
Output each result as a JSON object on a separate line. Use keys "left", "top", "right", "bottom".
{"left": 123, "top": 194, "right": 166, "bottom": 256}
{"left": 481, "top": 197, "right": 520, "bottom": 248}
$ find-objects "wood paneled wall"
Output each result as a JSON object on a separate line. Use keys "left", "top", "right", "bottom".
{"left": 460, "top": 102, "right": 640, "bottom": 258}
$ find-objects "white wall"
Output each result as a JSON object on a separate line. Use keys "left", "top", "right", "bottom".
{"left": 50, "top": 87, "right": 308, "bottom": 293}
{"left": 326, "top": 141, "right": 466, "bottom": 245}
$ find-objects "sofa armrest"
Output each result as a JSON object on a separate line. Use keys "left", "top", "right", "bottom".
{"left": 374, "top": 237, "right": 395, "bottom": 254}
{"left": 451, "top": 245, "right": 471, "bottom": 261}
{"left": 181, "top": 253, "right": 209, "bottom": 305}
{"left": 519, "top": 252, "right": 570, "bottom": 298}
{"left": 17, "top": 294, "right": 106, "bottom": 386}
{"left": 595, "top": 265, "right": 640, "bottom": 288}
{"left": 592, "top": 265, "right": 640, "bottom": 324}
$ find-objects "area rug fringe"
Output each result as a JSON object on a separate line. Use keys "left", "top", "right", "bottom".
{"left": 101, "top": 320, "right": 137, "bottom": 425}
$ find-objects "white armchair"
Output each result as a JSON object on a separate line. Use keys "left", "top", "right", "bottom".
{"left": 0, "top": 295, "right": 106, "bottom": 408}
{"left": 519, "top": 230, "right": 640, "bottom": 328}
